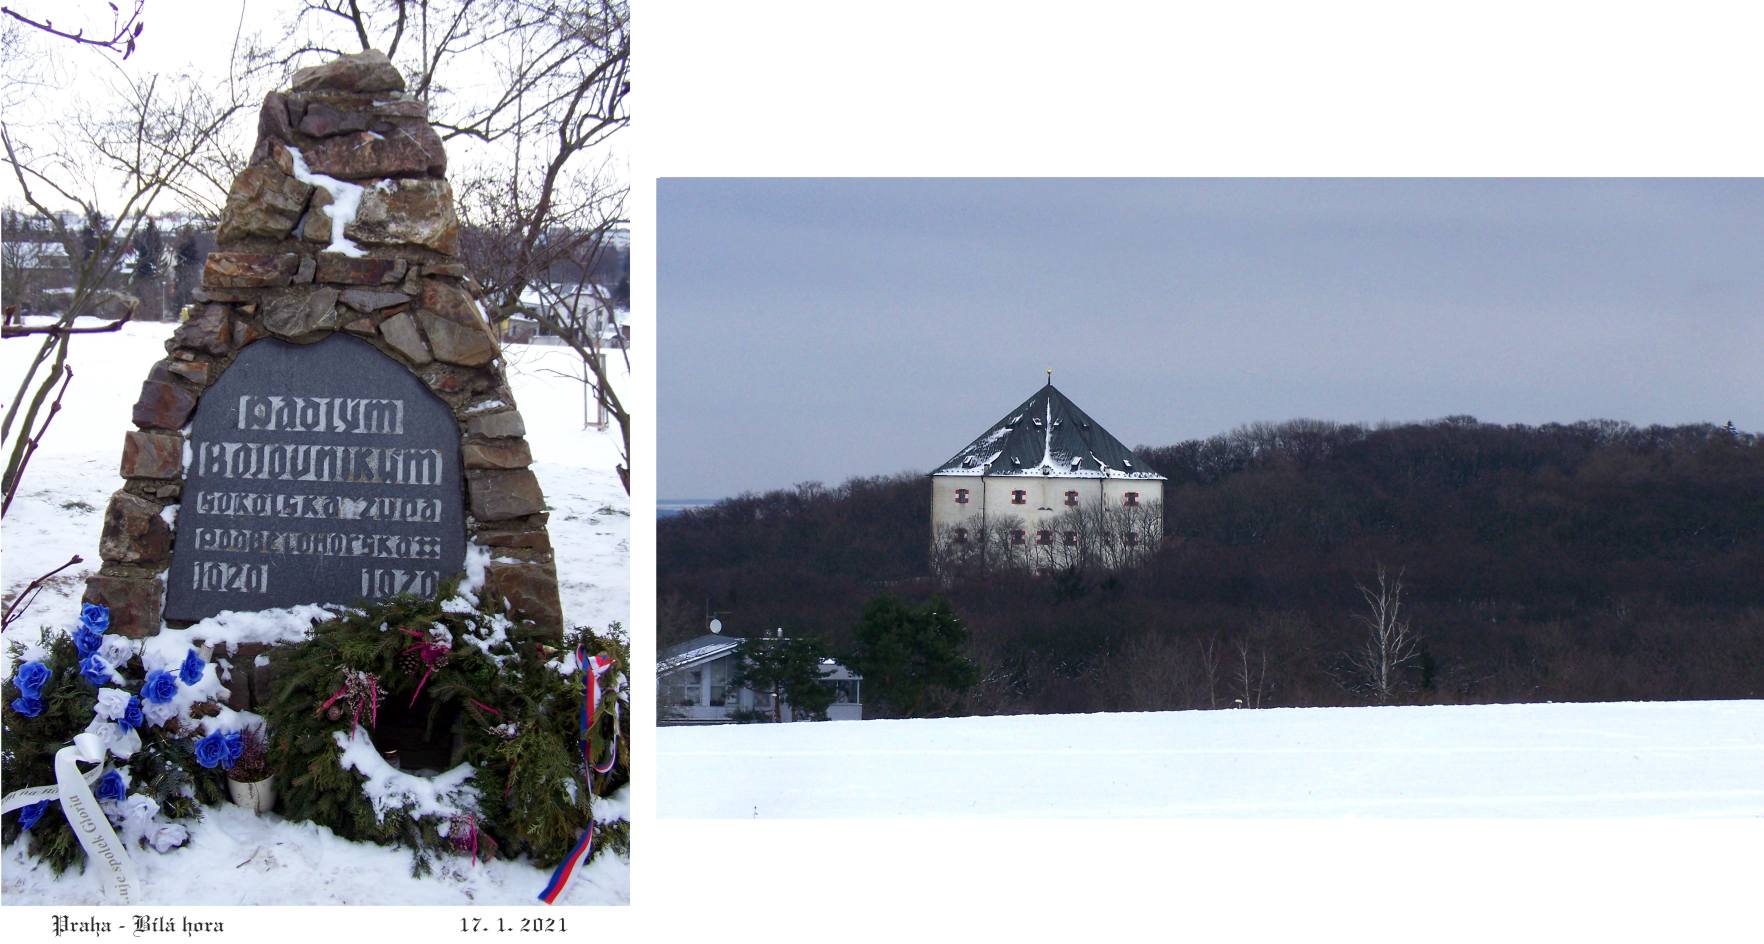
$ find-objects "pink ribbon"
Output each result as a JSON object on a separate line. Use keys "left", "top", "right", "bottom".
{"left": 398, "top": 628, "right": 451, "bottom": 708}
{"left": 319, "top": 674, "right": 380, "bottom": 733}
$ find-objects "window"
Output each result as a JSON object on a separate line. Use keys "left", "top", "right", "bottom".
{"left": 1035, "top": 530, "right": 1052, "bottom": 546}
{"left": 670, "top": 669, "right": 705, "bottom": 707}
{"left": 1011, "top": 489, "right": 1027, "bottom": 505}
{"left": 821, "top": 679, "right": 861, "bottom": 705}
{"left": 1063, "top": 531, "right": 1077, "bottom": 546}
{"left": 708, "top": 661, "right": 732, "bottom": 707}
{"left": 1124, "top": 491, "right": 1140, "bottom": 507}
{"left": 1010, "top": 529, "right": 1025, "bottom": 545}
{"left": 953, "top": 527, "right": 969, "bottom": 544}
{"left": 1064, "top": 490, "right": 1079, "bottom": 507}
{"left": 954, "top": 488, "right": 969, "bottom": 505}
{"left": 1126, "top": 531, "right": 1139, "bottom": 546}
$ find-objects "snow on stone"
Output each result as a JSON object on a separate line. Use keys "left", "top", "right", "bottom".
{"left": 660, "top": 700, "right": 1764, "bottom": 818}
{"left": 141, "top": 603, "right": 337, "bottom": 667}
{"left": 333, "top": 727, "right": 478, "bottom": 821}
{"left": 285, "top": 145, "right": 367, "bottom": 258}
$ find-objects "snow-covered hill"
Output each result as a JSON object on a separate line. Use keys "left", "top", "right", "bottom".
{"left": 658, "top": 700, "right": 1764, "bottom": 818}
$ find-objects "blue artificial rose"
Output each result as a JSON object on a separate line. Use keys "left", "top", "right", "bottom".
{"left": 79, "top": 603, "right": 110, "bottom": 634}
{"left": 95, "top": 770, "right": 126, "bottom": 804}
{"left": 142, "top": 669, "right": 179, "bottom": 705}
{"left": 79, "top": 654, "right": 114, "bottom": 687}
{"left": 73, "top": 625, "right": 104, "bottom": 659}
{"left": 118, "top": 696, "right": 144, "bottom": 732}
{"left": 179, "top": 649, "right": 205, "bottom": 686}
{"left": 12, "top": 661, "right": 51, "bottom": 697}
{"left": 193, "top": 730, "right": 228, "bottom": 769}
{"left": 17, "top": 800, "right": 49, "bottom": 830}
{"left": 9, "top": 695, "right": 44, "bottom": 718}
{"left": 222, "top": 730, "right": 245, "bottom": 767}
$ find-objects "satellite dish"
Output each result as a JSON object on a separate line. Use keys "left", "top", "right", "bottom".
{"left": 709, "top": 618, "right": 723, "bottom": 634}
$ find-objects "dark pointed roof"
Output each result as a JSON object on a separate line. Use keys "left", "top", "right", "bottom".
{"left": 932, "top": 383, "right": 1164, "bottom": 480}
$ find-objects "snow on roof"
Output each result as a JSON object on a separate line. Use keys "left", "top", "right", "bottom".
{"left": 932, "top": 382, "right": 1165, "bottom": 480}
{"left": 657, "top": 633, "right": 742, "bottom": 674}
{"left": 8, "top": 241, "right": 69, "bottom": 267}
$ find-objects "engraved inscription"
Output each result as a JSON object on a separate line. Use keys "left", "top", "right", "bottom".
{"left": 198, "top": 442, "right": 441, "bottom": 485}
{"left": 192, "top": 562, "right": 270, "bottom": 593}
{"left": 194, "top": 491, "right": 442, "bottom": 522}
{"left": 163, "top": 335, "right": 464, "bottom": 621}
{"left": 237, "top": 395, "right": 405, "bottom": 434}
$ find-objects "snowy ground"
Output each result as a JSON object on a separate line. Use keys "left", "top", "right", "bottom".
{"left": 1, "top": 321, "right": 629, "bottom": 905}
{"left": 659, "top": 700, "right": 1764, "bottom": 818}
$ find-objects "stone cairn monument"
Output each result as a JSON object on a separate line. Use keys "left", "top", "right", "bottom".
{"left": 83, "top": 51, "right": 564, "bottom": 703}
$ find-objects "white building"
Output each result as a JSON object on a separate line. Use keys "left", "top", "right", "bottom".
{"left": 658, "top": 633, "right": 862, "bottom": 725}
{"left": 930, "top": 380, "right": 1166, "bottom": 571}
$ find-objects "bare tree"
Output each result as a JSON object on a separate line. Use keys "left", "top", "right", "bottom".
{"left": 1028, "top": 497, "right": 1164, "bottom": 574}
{"left": 1, "top": 70, "right": 247, "bottom": 515}
{"left": 1, "top": 1, "right": 146, "bottom": 59}
{"left": 1348, "top": 565, "right": 1421, "bottom": 703}
{"left": 1233, "top": 634, "right": 1268, "bottom": 708}
{"left": 1197, "top": 634, "right": 1221, "bottom": 709}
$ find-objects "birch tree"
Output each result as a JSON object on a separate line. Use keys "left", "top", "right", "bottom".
{"left": 1348, "top": 565, "right": 1421, "bottom": 703}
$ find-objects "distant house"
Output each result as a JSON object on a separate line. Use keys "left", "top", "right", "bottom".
{"left": 499, "top": 314, "right": 541, "bottom": 343}
{"left": 658, "top": 633, "right": 862, "bottom": 725}
{"left": 516, "top": 282, "right": 628, "bottom": 348}
{"left": 931, "top": 379, "right": 1166, "bottom": 572}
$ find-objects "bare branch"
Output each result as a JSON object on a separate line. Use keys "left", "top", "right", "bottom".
{"left": 1, "top": 1, "right": 145, "bottom": 58}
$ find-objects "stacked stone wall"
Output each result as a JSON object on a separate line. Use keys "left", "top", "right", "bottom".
{"left": 84, "top": 50, "right": 564, "bottom": 643}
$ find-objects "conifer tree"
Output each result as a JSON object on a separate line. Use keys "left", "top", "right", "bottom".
{"left": 845, "top": 595, "right": 977, "bottom": 718}
{"left": 729, "top": 635, "right": 836, "bottom": 721}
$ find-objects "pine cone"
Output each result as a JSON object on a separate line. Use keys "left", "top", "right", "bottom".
{"left": 326, "top": 705, "right": 343, "bottom": 721}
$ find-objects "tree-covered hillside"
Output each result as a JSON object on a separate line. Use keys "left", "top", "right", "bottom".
{"left": 658, "top": 418, "right": 1764, "bottom": 716}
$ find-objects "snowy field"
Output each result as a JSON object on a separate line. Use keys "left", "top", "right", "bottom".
{"left": 659, "top": 700, "right": 1764, "bottom": 818}
{"left": 1, "top": 320, "right": 629, "bottom": 905}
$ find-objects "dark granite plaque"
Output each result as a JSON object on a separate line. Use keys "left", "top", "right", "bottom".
{"left": 163, "top": 334, "right": 465, "bottom": 621}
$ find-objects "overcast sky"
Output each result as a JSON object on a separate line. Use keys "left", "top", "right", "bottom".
{"left": 659, "top": 178, "right": 1764, "bottom": 499}
{"left": 0, "top": 1, "right": 605, "bottom": 211}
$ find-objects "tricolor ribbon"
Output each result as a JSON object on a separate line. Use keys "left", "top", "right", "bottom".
{"left": 1, "top": 740, "right": 140, "bottom": 903}
{"left": 537, "top": 648, "right": 618, "bottom": 905}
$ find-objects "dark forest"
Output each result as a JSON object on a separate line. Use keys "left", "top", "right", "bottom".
{"left": 658, "top": 417, "right": 1764, "bottom": 717}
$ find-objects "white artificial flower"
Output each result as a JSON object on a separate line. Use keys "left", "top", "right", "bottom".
{"left": 99, "top": 635, "right": 135, "bottom": 667}
{"left": 148, "top": 823, "right": 189, "bottom": 853}
{"left": 82, "top": 716, "right": 141, "bottom": 760}
{"left": 94, "top": 688, "right": 132, "bottom": 720}
{"left": 115, "top": 794, "right": 161, "bottom": 847}
{"left": 109, "top": 726, "right": 142, "bottom": 760}
{"left": 142, "top": 699, "right": 179, "bottom": 728}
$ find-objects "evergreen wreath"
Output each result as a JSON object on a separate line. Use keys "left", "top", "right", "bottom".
{"left": 260, "top": 580, "right": 629, "bottom": 876}
{"left": 3, "top": 588, "right": 629, "bottom": 882}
